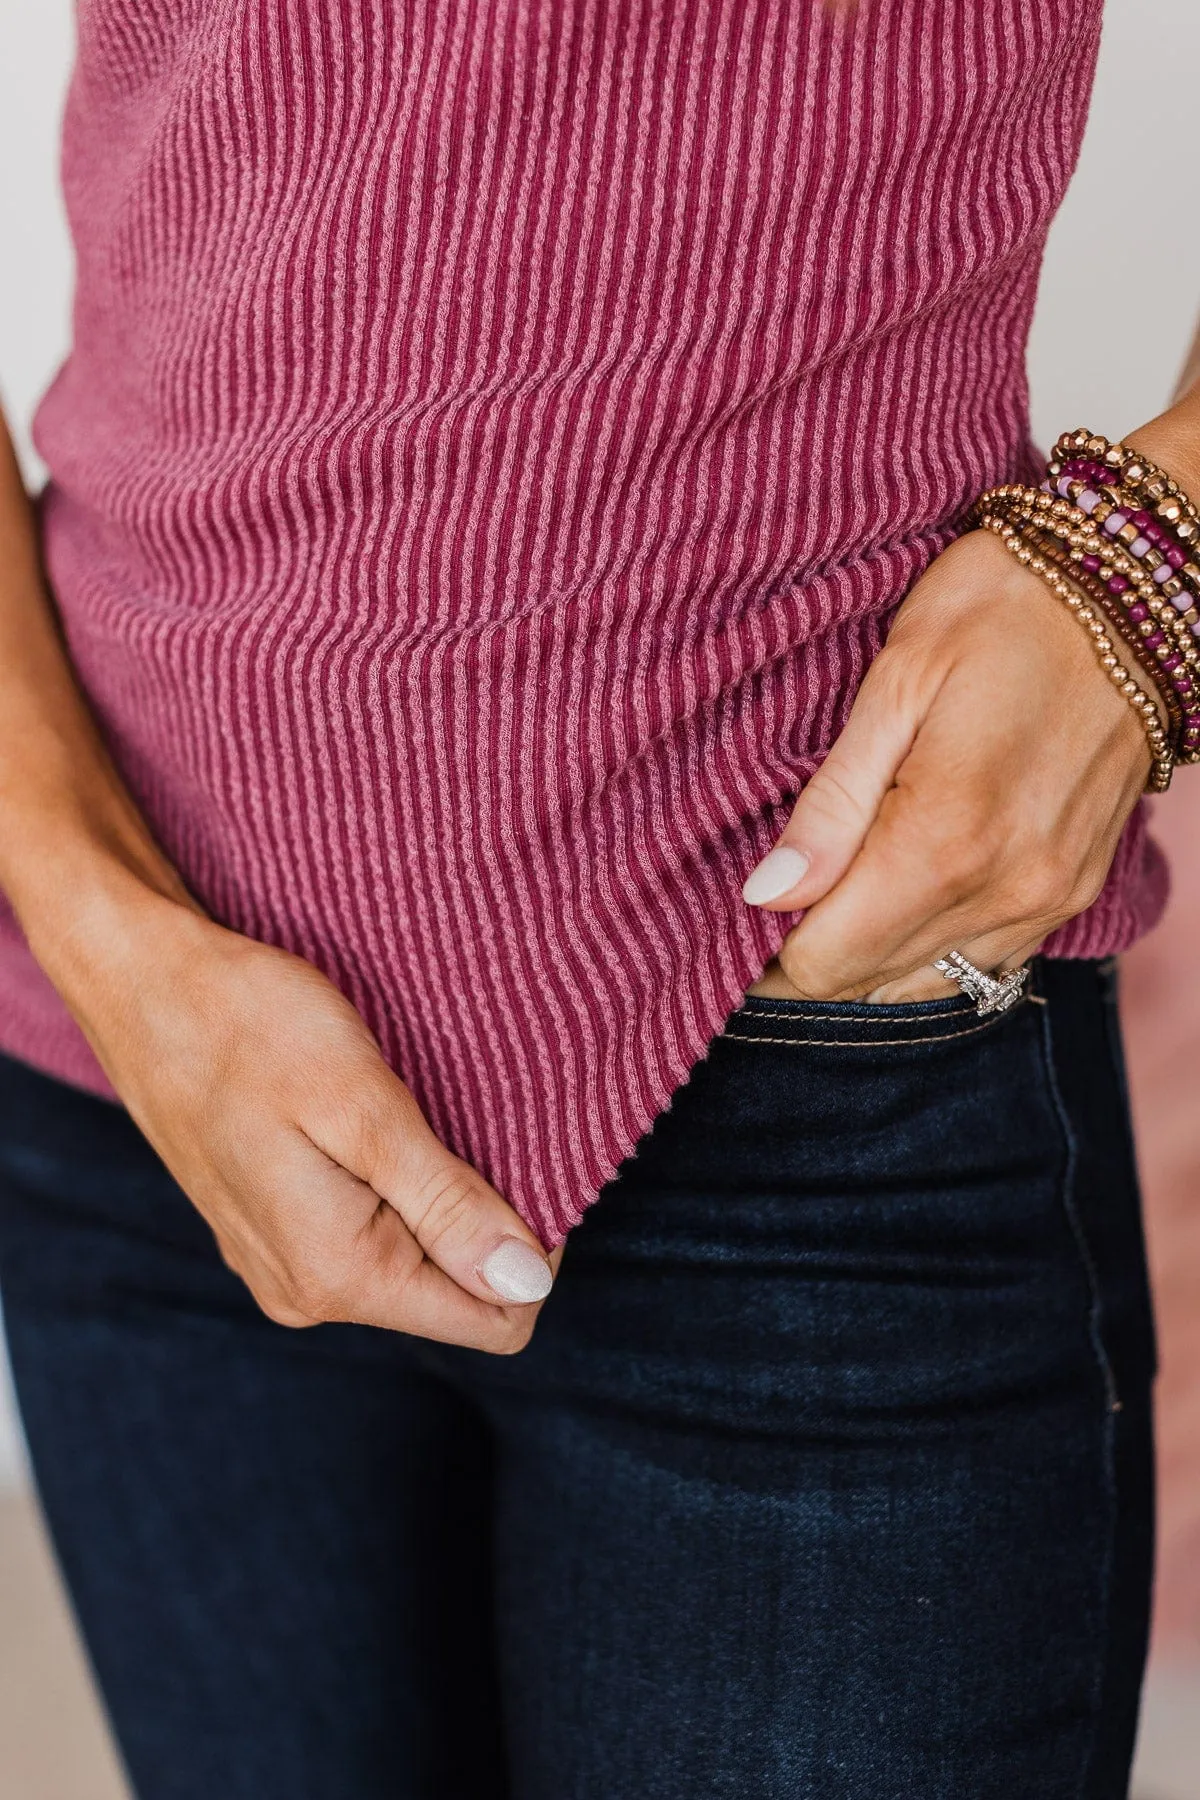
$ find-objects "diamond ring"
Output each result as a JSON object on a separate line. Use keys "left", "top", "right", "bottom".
{"left": 932, "top": 949, "right": 1031, "bottom": 1017}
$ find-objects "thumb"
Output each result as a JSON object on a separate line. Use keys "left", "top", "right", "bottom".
{"left": 396, "top": 1130, "right": 556, "bottom": 1308}
{"left": 325, "top": 1065, "right": 556, "bottom": 1308}
{"left": 742, "top": 653, "right": 920, "bottom": 913}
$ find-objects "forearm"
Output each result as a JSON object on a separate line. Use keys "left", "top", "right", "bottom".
{"left": 1125, "top": 328, "right": 1200, "bottom": 495}
{"left": 0, "top": 407, "right": 197, "bottom": 991}
{"left": 1174, "top": 311, "right": 1200, "bottom": 408}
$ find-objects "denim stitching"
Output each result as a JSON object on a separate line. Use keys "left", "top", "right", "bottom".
{"left": 721, "top": 1013, "right": 1014, "bottom": 1048}
{"left": 1034, "top": 989, "right": 1118, "bottom": 1800}
{"left": 1035, "top": 1002, "right": 1119, "bottom": 1411}
{"left": 735, "top": 1004, "right": 973, "bottom": 1025}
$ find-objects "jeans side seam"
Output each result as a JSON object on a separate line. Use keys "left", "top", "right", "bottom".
{"left": 1036, "top": 994, "right": 1119, "bottom": 1800}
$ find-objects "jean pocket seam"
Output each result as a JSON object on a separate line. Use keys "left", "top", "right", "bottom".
{"left": 720, "top": 1009, "right": 1022, "bottom": 1049}
{"left": 734, "top": 1004, "right": 974, "bottom": 1026}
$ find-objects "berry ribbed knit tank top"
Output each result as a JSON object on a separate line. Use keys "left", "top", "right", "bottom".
{"left": 3, "top": 0, "right": 1165, "bottom": 1241}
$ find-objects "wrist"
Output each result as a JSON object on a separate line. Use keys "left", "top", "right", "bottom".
{"left": 1123, "top": 403, "right": 1200, "bottom": 513}
{"left": 3, "top": 791, "right": 204, "bottom": 1002}
{"left": 978, "top": 425, "right": 1200, "bottom": 785}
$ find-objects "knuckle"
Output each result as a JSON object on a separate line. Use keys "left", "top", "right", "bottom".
{"left": 853, "top": 640, "right": 920, "bottom": 718}
{"left": 352, "top": 1086, "right": 422, "bottom": 1180}
{"left": 321, "top": 1095, "right": 377, "bottom": 1171}
{"left": 312, "top": 1087, "right": 395, "bottom": 1179}
{"left": 411, "top": 1169, "right": 485, "bottom": 1254}
{"left": 306, "top": 1070, "right": 423, "bottom": 1189}
{"left": 1019, "top": 872, "right": 1067, "bottom": 921}
{"left": 778, "top": 943, "right": 836, "bottom": 1001}
{"left": 214, "top": 1233, "right": 326, "bottom": 1330}
{"left": 1066, "top": 860, "right": 1108, "bottom": 920}
{"left": 802, "top": 763, "right": 872, "bottom": 834}
{"left": 279, "top": 1264, "right": 340, "bottom": 1326}
{"left": 255, "top": 1288, "right": 318, "bottom": 1330}
{"left": 1004, "top": 845, "right": 1078, "bottom": 921}
{"left": 935, "top": 832, "right": 996, "bottom": 901}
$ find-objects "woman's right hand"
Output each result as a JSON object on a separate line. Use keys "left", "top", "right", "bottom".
{"left": 37, "top": 881, "right": 557, "bottom": 1350}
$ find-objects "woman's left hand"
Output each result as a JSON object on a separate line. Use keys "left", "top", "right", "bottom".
{"left": 742, "top": 524, "right": 1153, "bottom": 1003}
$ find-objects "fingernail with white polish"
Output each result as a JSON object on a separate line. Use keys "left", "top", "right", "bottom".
{"left": 481, "top": 1238, "right": 554, "bottom": 1304}
{"left": 741, "top": 845, "right": 811, "bottom": 906}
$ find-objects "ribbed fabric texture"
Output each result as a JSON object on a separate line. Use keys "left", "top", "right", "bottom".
{"left": 2, "top": 0, "right": 1167, "bottom": 1242}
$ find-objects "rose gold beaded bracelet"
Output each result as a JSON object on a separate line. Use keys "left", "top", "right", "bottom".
{"left": 975, "top": 512, "right": 1174, "bottom": 792}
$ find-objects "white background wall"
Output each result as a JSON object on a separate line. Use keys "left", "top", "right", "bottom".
{"left": 2, "top": 0, "right": 1200, "bottom": 1490}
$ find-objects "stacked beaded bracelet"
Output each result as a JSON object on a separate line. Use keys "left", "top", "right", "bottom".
{"left": 976, "top": 484, "right": 1199, "bottom": 760}
{"left": 1018, "top": 522, "right": 1189, "bottom": 763}
{"left": 971, "top": 487, "right": 1179, "bottom": 787}
{"left": 972, "top": 432, "right": 1200, "bottom": 790}
{"left": 984, "top": 473, "right": 1200, "bottom": 702}
{"left": 1046, "top": 430, "right": 1200, "bottom": 756}
{"left": 1049, "top": 429, "right": 1200, "bottom": 613}
{"left": 973, "top": 511, "right": 1175, "bottom": 792}
{"left": 1007, "top": 511, "right": 1194, "bottom": 741}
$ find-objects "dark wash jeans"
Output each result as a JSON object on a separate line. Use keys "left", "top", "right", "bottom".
{"left": 0, "top": 957, "right": 1155, "bottom": 1800}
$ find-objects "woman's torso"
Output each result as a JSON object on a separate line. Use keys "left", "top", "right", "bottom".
{"left": 3, "top": 0, "right": 1162, "bottom": 1241}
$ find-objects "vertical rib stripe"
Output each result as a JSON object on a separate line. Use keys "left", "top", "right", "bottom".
{"left": 4, "top": 0, "right": 1166, "bottom": 1243}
